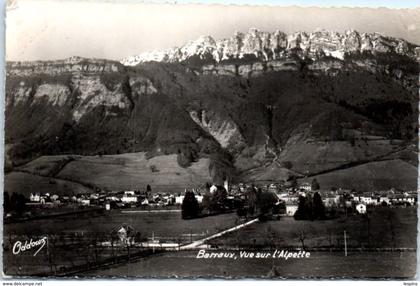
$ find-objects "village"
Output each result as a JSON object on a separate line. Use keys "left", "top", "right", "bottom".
{"left": 15, "top": 178, "right": 417, "bottom": 219}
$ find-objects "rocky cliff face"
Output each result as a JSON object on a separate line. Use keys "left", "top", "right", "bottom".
{"left": 5, "top": 31, "right": 419, "bottom": 189}
{"left": 7, "top": 60, "right": 156, "bottom": 123}
{"left": 7, "top": 56, "right": 122, "bottom": 76}
{"left": 122, "top": 29, "right": 419, "bottom": 66}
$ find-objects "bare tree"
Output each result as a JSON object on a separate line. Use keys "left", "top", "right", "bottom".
{"left": 134, "top": 231, "right": 143, "bottom": 244}
{"left": 295, "top": 228, "right": 307, "bottom": 250}
{"left": 265, "top": 225, "right": 276, "bottom": 249}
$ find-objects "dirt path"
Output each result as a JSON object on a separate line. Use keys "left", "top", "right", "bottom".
{"left": 179, "top": 218, "right": 259, "bottom": 250}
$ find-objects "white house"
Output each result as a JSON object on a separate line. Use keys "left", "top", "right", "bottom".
{"left": 356, "top": 203, "right": 367, "bottom": 214}
{"left": 80, "top": 199, "right": 91, "bottom": 206}
{"left": 391, "top": 194, "right": 416, "bottom": 205}
{"left": 117, "top": 226, "right": 127, "bottom": 242}
{"left": 196, "top": 195, "right": 204, "bottom": 203}
{"left": 323, "top": 195, "right": 340, "bottom": 207}
{"left": 124, "top": 191, "right": 135, "bottom": 196}
{"left": 300, "top": 183, "right": 311, "bottom": 192}
{"left": 209, "top": 184, "right": 218, "bottom": 194}
{"left": 121, "top": 196, "right": 137, "bottom": 204}
{"left": 90, "top": 193, "right": 99, "bottom": 200}
{"left": 285, "top": 203, "right": 298, "bottom": 216}
{"left": 359, "top": 196, "right": 374, "bottom": 205}
{"left": 175, "top": 194, "right": 202, "bottom": 204}
{"left": 277, "top": 193, "right": 298, "bottom": 204}
{"left": 175, "top": 195, "right": 185, "bottom": 205}
{"left": 30, "top": 193, "right": 41, "bottom": 202}
{"left": 379, "top": 196, "right": 390, "bottom": 205}
{"left": 106, "top": 195, "right": 120, "bottom": 202}
{"left": 297, "top": 191, "right": 307, "bottom": 197}
{"left": 116, "top": 225, "right": 134, "bottom": 245}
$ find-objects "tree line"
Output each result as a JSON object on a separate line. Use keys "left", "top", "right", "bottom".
{"left": 294, "top": 192, "right": 326, "bottom": 220}
{"left": 4, "top": 192, "right": 26, "bottom": 215}
{"left": 182, "top": 184, "right": 279, "bottom": 220}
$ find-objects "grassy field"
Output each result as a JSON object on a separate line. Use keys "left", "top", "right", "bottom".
{"left": 279, "top": 138, "right": 400, "bottom": 174}
{"left": 11, "top": 150, "right": 417, "bottom": 195}
{"left": 4, "top": 209, "right": 239, "bottom": 239}
{"left": 3, "top": 206, "right": 416, "bottom": 277}
{"left": 6, "top": 152, "right": 213, "bottom": 196}
{"left": 298, "top": 159, "right": 418, "bottom": 191}
{"left": 15, "top": 155, "right": 75, "bottom": 176}
{"left": 88, "top": 250, "right": 416, "bottom": 278}
{"left": 4, "top": 239, "right": 110, "bottom": 276}
{"left": 209, "top": 206, "right": 417, "bottom": 249}
{"left": 86, "top": 206, "right": 417, "bottom": 278}
{"left": 3, "top": 210, "right": 239, "bottom": 276}
{"left": 41, "top": 152, "right": 211, "bottom": 193}
{"left": 4, "top": 171, "right": 92, "bottom": 196}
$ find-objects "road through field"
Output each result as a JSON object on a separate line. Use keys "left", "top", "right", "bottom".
{"left": 121, "top": 209, "right": 181, "bottom": 213}
{"left": 180, "top": 218, "right": 259, "bottom": 250}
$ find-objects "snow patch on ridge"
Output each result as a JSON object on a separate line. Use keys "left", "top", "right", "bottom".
{"left": 121, "top": 29, "right": 418, "bottom": 66}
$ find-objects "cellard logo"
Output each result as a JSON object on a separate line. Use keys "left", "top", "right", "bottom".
{"left": 13, "top": 237, "right": 47, "bottom": 256}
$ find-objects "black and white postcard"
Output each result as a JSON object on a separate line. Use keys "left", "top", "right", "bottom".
{"left": 3, "top": 0, "right": 419, "bottom": 280}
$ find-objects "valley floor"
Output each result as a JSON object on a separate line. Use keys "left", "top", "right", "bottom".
{"left": 87, "top": 250, "right": 416, "bottom": 279}
{"left": 3, "top": 206, "right": 417, "bottom": 278}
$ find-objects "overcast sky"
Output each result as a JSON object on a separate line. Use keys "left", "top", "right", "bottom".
{"left": 6, "top": 0, "right": 420, "bottom": 61}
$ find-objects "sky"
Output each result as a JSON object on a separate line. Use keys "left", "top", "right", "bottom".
{"left": 6, "top": 0, "right": 420, "bottom": 61}
{"left": 135, "top": 0, "right": 420, "bottom": 8}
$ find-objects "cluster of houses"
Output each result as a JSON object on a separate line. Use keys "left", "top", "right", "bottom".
{"left": 26, "top": 180, "right": 227, "bottom": 210}
{"left": 267, "top": 183, "right": 417, "bottom": 216}
{"left": 27, "top": 178, "right": 417, "bottom": 216}
{"left": 198, "top": 181, "right": 417, "bottom": 217}
{"left": 173, "top": 180, "right": 417, "bottom": 217}
{"left": 28, "top": 190, "right": 185, "bottom": 209}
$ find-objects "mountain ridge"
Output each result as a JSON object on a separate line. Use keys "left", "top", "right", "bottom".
{"left": 5, "top": 30, "right": 419, "bottom": 190}
{"left": 121, "top": 29, "right": 420, "bottom": 66}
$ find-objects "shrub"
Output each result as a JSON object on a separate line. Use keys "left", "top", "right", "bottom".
{"left": 150, "top": 165, "right": 159, "bottom": 173}
{"left": 181, "top": 191, "right": 200, "bottom": 219}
